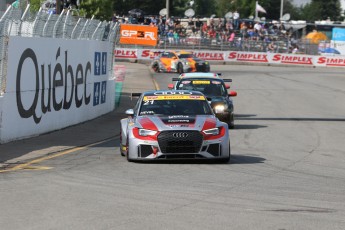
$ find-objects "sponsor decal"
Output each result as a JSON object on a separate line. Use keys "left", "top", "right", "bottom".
{"left": 16, "top": 47, "right": 91, "bottom": 124}
{"left": 272, "top": 54, "right": 313, "bottom": 65}
{"left": 144, "top": 95, "right": 205, "bottom": 100}
{"left": 93, "top": 82, "right": 100, "bottom": 106}
{"left": 101, "top": 81, "right": 107, "bottom": 104}
{"left": 93, "top": 81, "right": 107, "bottom": 106}
{"left": 161, "top": 115, "right": 196, "bottom": 124}
{"left": 317, "top": 56, "right": 345, "bottom": 66}
{"left": 94, "top": 52, "right": 107, "bottom": 75}
{"left": 114, "top": 49, "right": 137, "bottom": 59}
{"left": 195, "top": 52, "right": 224, "bottom": 61}
{"left": 153, "top": 91, "right": 193, "bottom": 95}
{"left": 228, "top": 52, "right": 268, "bottom": 62}
{"left": 193, "top": 80, "right": 210, "bottom": 84}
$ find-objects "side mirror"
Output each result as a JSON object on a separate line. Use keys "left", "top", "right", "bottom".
{"left": 225, "top": 84, "right": 230, "bottom": 89}
{"left": 125, "top": 109, "right": 134, "bottom": 116}
{"left": 229, "top": 91, "right": 237, "bottom": 97}
{"left": 168, "top": 83, "right": 174, "bottom": 89}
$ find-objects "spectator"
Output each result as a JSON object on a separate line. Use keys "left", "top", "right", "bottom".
{"left": 267, "top": 41, "right": 276, "bottom": 53}
{"left": 292, "top": 44, "right": 299, "bottom": 53}
{"left": 233, "top": 10, "right": 240, "bottom": 30}
{"left": 167, "top": 29, "right": 174, "bottom": 44}
{"left": 151, "top": 16, "right": 157, "bottom": 25}
{"left": 179, "top": 28, "right": 187, "bottom": 44}
{"left": 195, "top": 18, "right": 203, "bottom": 31}
{"left": 173, "top": 30, "right": 180, "bottom": 44}
{"left": 228, "top": 30, "right": 235, "bottom": 46}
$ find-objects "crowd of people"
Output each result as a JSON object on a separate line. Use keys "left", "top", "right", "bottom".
{"left": 114, "top": 12, "right": 301, "bottom": 53}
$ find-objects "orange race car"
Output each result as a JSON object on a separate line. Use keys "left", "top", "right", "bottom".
{"left": 151, "top": 51, "right": 210, "bottom": 73}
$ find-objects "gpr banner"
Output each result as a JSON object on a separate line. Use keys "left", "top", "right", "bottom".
{"left": 119, "top": 24, "right": 158, "bottom": 46}
{"left": 114, "top": 48, "right": 345, "bottom": 68}
{"left": 0, "top": 37, "right": 115, "bottom": 143}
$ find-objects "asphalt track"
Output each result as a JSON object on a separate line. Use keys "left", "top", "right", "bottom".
{"left": 1, "top": 63, "right": 345, "bottom": 230}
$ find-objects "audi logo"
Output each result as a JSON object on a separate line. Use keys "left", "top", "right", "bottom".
{"left": 172, "top": 132, "right": 188, "bottom": 138}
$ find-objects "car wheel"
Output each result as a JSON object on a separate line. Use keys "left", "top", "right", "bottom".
{"left": 126, "top": 149, "right": 133, "bottom": 162}
{"left": 125, "top": 137, "right": 133, "bottom": 162}
{"left": 218, "top": 143, "right": 230, "bottom": 163}
{"left": 228, "top": 114, "right": 235, "bottom": 129}
{"left": 152, "top": 63, "right": 160, "bottom": 72}
{"left": 177, "top": 63, "right": 183, "bottom": 74}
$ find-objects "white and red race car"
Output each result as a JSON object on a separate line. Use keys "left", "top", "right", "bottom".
{"left": 120, "top": 90, "right": 231, "bottom": 162}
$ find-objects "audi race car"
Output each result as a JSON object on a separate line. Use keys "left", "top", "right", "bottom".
{"left": 120, "top": 90, "right": 231, "bottom": 162}
{"left": 151, "top": 51, "right": 210, "bottom": 74}
{"left": 168, "top": 74, "right": 237, "bottom": 128}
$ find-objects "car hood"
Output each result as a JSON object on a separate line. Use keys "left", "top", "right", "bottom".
{"left": 136, "top": 115, "right": 218, "bottom": 131}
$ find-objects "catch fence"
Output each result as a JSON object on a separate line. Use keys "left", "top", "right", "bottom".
{"left": 0, "top": 2, "right": 121, "bottom": 95}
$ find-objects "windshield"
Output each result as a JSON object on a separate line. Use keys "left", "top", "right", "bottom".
{"left": 139, "top": 95, "right": 213, "bottom": 116}
{"left": 176, "top": 79, "right": 227, "bottom": 97}
{"left": 178, "top": 53, "right": 194, "bottom": 58}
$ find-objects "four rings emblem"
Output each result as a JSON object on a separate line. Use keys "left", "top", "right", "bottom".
{"left": 172, "top": 132, "right": 188, "bottom": 138}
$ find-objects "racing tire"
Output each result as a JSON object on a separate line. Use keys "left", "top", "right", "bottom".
{"left": 218, "top": 143, "right": 231, "bottom": 163}
{"left": 228, "top": 114, "right": 235, "bottom": 129}
{"left": 177, "top": 63, "right": 184, "bottom": 74}
{"left": 126, "top": 149, "right": 134, "bottom": 162}
{"left": 152, "top": 63, "right": 160, "bottom": 73}
{"left": 125, "top": 137, "right": 134, "bottom": 162}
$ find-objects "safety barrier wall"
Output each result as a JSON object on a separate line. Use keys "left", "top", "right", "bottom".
{"left": 114, "top": 48, "right": 345, "bottom": 68}
{"left": 0, "top": 4, "right": 121, "bottom": 143}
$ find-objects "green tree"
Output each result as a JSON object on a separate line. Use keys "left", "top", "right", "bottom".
{"left": 79, "top": 0, "right": 114, "bottom": 20}
{"left": 193, "top": 0, "right": 216, "bottom": 17}
{"left": 214, "top": 0, "right": 301, "bottom": 20}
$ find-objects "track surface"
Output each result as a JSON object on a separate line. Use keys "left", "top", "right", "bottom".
{"left": 1, "top": 65, "right": 345, "bottom": 230}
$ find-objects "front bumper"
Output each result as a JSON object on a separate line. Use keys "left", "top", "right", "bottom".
{"left": 127, "top": 130, "right": 229, "bottom": 160}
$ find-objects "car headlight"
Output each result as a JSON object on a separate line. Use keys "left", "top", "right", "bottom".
{"left": 203, "top": 128, "right": 220, "bottom": 136}
{"left": 214, "top": 104, "right": 228, "bottom": 113}
{"left": 184, "top": 61, "right": 190, "bottom": 66}
{"left": 139, "top": 129, "right": 157, "bottom": 136}
{"left": 205, "top": 62, "right": 209, "bottom": 65}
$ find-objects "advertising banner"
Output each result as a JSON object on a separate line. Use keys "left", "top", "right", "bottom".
{"left": 119, "top": 24, "right": 158, "bottom": 46}
{"left": 114, "top": 48, "right": 345, "bottom": 68}
{"left": 0, "top": 37, "right": 115, "bottom": 143}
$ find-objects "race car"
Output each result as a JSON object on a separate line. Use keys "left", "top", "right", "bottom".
{"left": 120, "top": 90, "right": 231, "bottom": 162}
{"left": 168, "top": 74, "right": 237, "bottom": 128}
{"left": 151, "top": 51, "right": 210, "bottom": 73}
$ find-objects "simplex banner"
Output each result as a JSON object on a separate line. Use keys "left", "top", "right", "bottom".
{"left": 114, "top": 48, "right": 345, "bottom": 68}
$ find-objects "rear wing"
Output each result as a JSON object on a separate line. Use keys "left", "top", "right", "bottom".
{"left": 223, "top": 79, "right": 232, "bottom": 82}
{"left": 172, "top": 77, "right": 179, "bottom": 81}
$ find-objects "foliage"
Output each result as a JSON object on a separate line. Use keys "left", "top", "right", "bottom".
{"left": 26, "top": 0, "right": 343, "bottom": 22}
{"left": 79, "top": 0, "right": 114, "bottom": 20}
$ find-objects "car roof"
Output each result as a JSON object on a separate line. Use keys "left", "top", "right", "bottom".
{"left": 178, "top": 72, "right": 220, "bottom": 78}
{"left": 142, "top": 90, "right": 205, "bottom": 97}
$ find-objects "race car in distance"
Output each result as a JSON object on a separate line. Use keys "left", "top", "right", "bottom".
{"left": 120, "top": 90, "right": 231, "bottom": 162}
{"left": 151, "top": 51, "right": 210, "bottom": 73}
{"left": 168, "top": 73, "right": 237, "bottom": 128}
